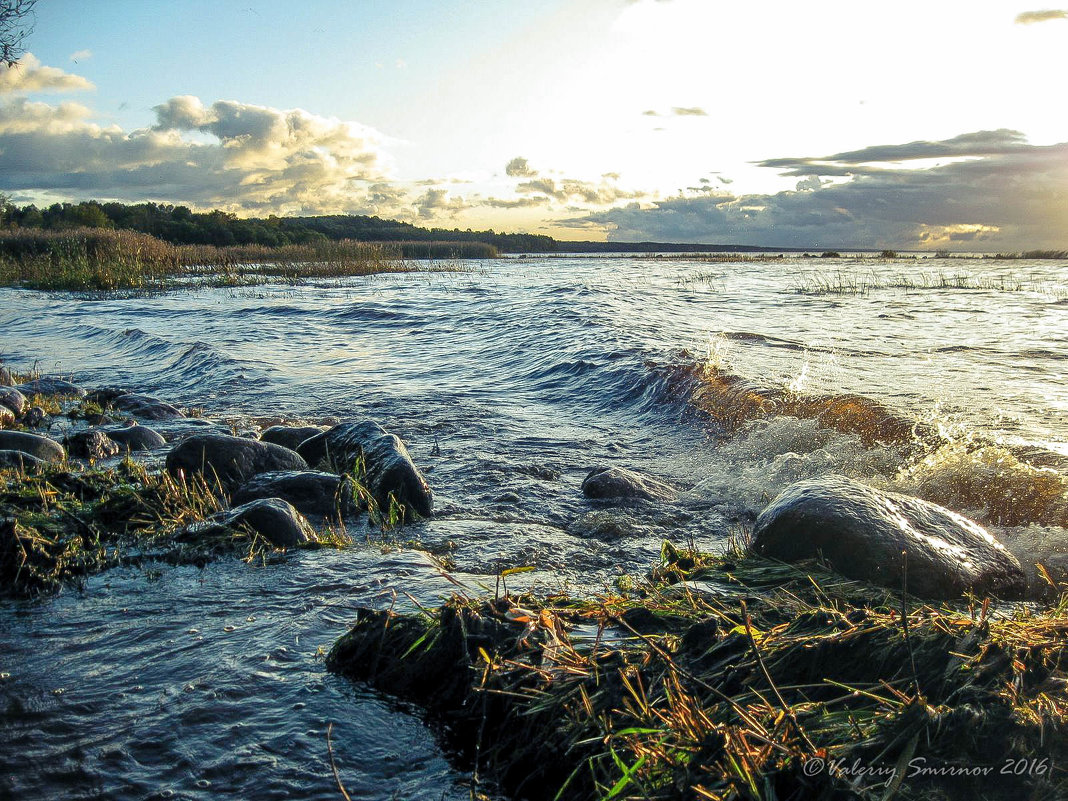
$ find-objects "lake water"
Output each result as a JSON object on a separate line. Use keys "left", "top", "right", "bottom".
{"left": 2, "top": 254, "right": 1066, "bottom": 798}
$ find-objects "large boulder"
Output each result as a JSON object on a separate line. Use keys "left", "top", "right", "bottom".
{"left": 0, "top": 450, "right": 48, "bottom": 472}
{"left": 0, "top": 431, "right": 66, "bottom": 464}
{"left": 297, "top": 420, "right": 433, "bottom": 518}
{"left": 232, "top": 470, "right": 362, "bottom": 518}
{"left": 582, "top": 466, "right": 677, "bottom": 502}
{"left": 15, "top": 378, "right": 85, "bottom": 398}
{"left": 101, "top": 423, "right": 167, "bottom": 452}
{"left": 111, "top": 393, "right": 185, "bottom": 420}
{"left": 194, "top": 498, "right": 317, "bottom": 548}
{"left": 0, "top": 386, "right": 27, "bottom": 417}
{"left": 259, "top": 425, "right": 327, "bottom": 451}
{"left": 751, "top": 475, "right": 1027, "bottom": 600}
{"left": 166, "top": 433, "right": 308, "bottom": 493}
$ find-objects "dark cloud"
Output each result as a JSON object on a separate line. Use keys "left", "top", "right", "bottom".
{"left": 505, "top": 156, "right": 538, "bottom": 177}
{"left": 516, "top": 176, "right": 645, "bottom": 205}
{"left": 564, "top": 132, "right": 1068, "bottom": 250}
{"left": 1015, "top": 9, "right": 1068, "bottom": 23}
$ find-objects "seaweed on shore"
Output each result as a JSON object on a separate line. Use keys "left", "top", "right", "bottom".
{"left": 327, "top": 547, "right": 1068, "bottom": 801}
{"left": 0, "top": 458, "right": 355, "bottom": 595}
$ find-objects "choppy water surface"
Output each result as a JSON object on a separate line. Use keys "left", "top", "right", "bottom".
{"left": 2, "top": 255, "right": 1067, "bottom": 798}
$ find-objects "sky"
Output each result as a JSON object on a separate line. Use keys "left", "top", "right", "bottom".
{"left": 1, "top": 0, "right": 1066, "bottom": 249}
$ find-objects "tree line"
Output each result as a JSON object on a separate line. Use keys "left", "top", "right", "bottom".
{"left": 0, "top": 199, "right": 558, "bottom": 253}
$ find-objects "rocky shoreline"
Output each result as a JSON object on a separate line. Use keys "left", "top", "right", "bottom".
{"left": 0, "top": 365, "right": 433, "bottom": 595}
{"left": 2, "top": 363, "right": 1065, "bottom": 800}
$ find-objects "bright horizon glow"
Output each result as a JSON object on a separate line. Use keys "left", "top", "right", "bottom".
{"left": 2, "top": 0, "right": 1066, "bottom": 249}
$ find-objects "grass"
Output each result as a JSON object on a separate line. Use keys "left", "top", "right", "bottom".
{"left": 0, "top": 228, "right": 488, "bottom": 291}
{"left": 790, "top": 269, "right": 1032, "bottom": 296}
{"left": 0, "top": 455, "right": 367, "bottom": 596}
{"left": 327, "top": 544, "right": 1068, "bottom": 801}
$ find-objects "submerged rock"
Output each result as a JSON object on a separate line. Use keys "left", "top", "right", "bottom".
{"left": 0, "top": 450, "right": 48, "bottom": 472}
{"left": 0, "top": 431, "right": 66, "bottom": 464}
{"left": 101, "top": 423, "right": 167, "bottom": 452}
{"left": 297, "top": 421, "right": 433, "bottom": 518}
{"left": 582, "top": 466, "right": 677, "bottom": 502}
{"left": 751, "top": 475, "right": 1027, "bottom": 599}
{"left": 200, "top": 498, "right": 317, "bottom": 548}
{"left": 111, "top": 393, "right": 185, "bottom": 420}
{"left": 15, "top": 378, "right": 86, "bottom": 398}
{"left": 149, "top": 417, "right": 229, "bottom": 442}
{"left": 65, "top": 430, "right": 121, "bottom": 461}
{"left": 0, "top": 386, "right": 27, "bottom": 417}
{"left": 259, "top": 425, "right": 327, "bottom": 451}
{"left": 166, "top": 433, "right": 308, "bottom": 493}
{"left": 232, "top": 470, "right": 361, "bottom": 518}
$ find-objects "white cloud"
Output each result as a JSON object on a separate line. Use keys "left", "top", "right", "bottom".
{"left": 69, "top": 50, "right": 93, "bottom": 62}
{"left": 1015, "top": 9, "right": 1068, "bottom": 24}
{"left": 0, "top": 54, "right": 95, "bottom": 94}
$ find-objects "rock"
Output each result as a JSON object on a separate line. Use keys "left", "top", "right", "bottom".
{"left": 83, "top": 387, "right": 132, "bottom": 406}
{"left": 22, "top": 407, "right": 47, "bottom": 428}
{"left": 111, "top": 393, "right": 185, "bottom": 420}
{"left": 15, "top": 378, "right": 86, "bottom": 398}
{"left": 0, "top": 431, "right": 66, "bottom": 464}
{"left": 297, "top": 421, "right": 433, "bottom": 518}
{"left": 0, "top": 450, "right": 48, "bottom": 472}
{"left": 232, "top": 470, "right": 362, "bottom": 518}
{"left": 582, "top": 466, "right": 677, "bottom": 502}
{"left": 568, "top": 509, "right": 647, "bottom": 539}
{"left": 166, "top": 433, "right": 308, "bottom": 493}
{"left": 0, "top": 386, "right": 27, "bottom": 417}
{"left": 209, "top": 498, "right": 316, "bottom": 548}
{"left": 751, "top": 475, "right": 1027, "bottom": 600}
{"left": 100, "top": 423, "right": 167, "bottom": 452}
{"left": 259, "top": 424, "right": 327, "bottom": 451}
{"left": 65, "top": 430, "right": 121, "bottom": 460}
{"left": 0, "top": 365, "right": 12, "bottom": 386}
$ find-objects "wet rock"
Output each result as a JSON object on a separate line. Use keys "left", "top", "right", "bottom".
{"left": 582, "top": 466, "right": 677, "bottom": 502}
{"left": 0, "top": 386, "right": 27, "bottom": 417}
{"left": 0, "top": 431, "right": 66, "bottom": 464}
{"left": 232, "top": 470, "right": 361, "bottom": 518}
{"left": 83, "top": 387, "right": 132, "bottom": 406}
{"left": 0, "top": 366, "right": 12, "bottom": 386}
{"left": 209, "top": 498, "right": 317, "bottom": 548}
{"left": 15, "top": 378, "right": 86, "bottom": 398}
{"left": 21, "top": 407, "right": 47, "bottom": 428}
{"left": 166, "top": 433, "right": 308, "bottom": 493}
{"left": 0, "top": 450, "right": 47, "bottom": 472}
{"left": 100, "top": 423, "right": 167, "bottom": 452}
{"left": 751, "top": 475, "right": 1027, "bottom": 600}
{"left": 297, "top": 421, "right": 433, "bottom": 518}
{"left": 65, "top": 430, "right": 121, "bottom": 460}
{"left": 111, "top": 393, "right": 185, "bottom": 420}
{"left": 259, "top": 425, "right": 327, "bottom": 452}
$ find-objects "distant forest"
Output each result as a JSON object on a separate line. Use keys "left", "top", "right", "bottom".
{"left": 0, "top": 199, "right": 558, "bottom": 253}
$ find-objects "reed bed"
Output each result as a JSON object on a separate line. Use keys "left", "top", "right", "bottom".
{"left": 0, "top": 229, "right": 483, "bottom": 291}
{"left": 327, "top": 545, "right": 1068, "bottom": 801}
{"left": 790, "top": 269, "right": 1033, "bottom": 296}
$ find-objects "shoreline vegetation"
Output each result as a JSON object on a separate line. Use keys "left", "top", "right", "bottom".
{"left": 328, "top": 546, "right": 1068, "bottom": 801}
{"left": 0, "top": 199, "right": 1064, "bottom": 291}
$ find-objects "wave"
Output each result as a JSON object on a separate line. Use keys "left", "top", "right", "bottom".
{"left": 689, "top": 364, "right": 929, "bottom": 446}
